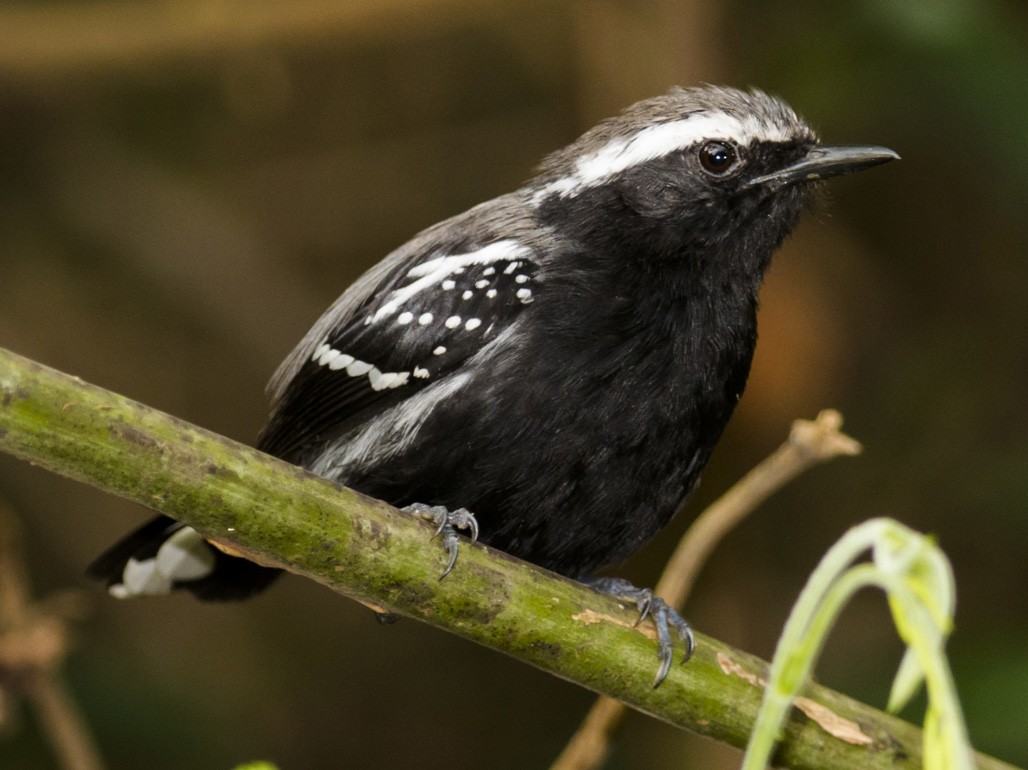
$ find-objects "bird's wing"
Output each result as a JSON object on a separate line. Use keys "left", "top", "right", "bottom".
{"left": 258, "top": 195, "right": 546, "bottom": 462}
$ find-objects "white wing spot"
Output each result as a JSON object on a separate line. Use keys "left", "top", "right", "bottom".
{"left": 397, "top": 311, "right": 414, "bottom": 325}
{"left": 486, "top": 289, "right": 497, "bottom": 299}
{"left": 445, "top": 316, "right": 462, "bottom": 329}
{"left": 328, "top": 353, "right": 355, "bottom": 371}
{"left": 418, "top": 313, "right": 434, "bottom": 325}
{"left": 465, "top": 318, "right": 482, "bottom": 331}
{"left": 314, "top": 342, "right": 357, "bottom": 372}
{"left": 462, "top": 290, "right": 473, "bottom": 300}
{"left": 378, "top": 241, "right": 530, "bottom": 322}
{"left": 515, "top": 274, "right": 529, "bottom": 284}
{"left": 317, "top": 345, "right": 410, "bottom": 391}
{"left": 483, "top": 267, "right": 496, "bottom": 276}
{"left": 346, "top": 360, "right": 374, "bottom": 376}
{"left": 433, "top": 346, "right": 447, "bottom": 356}
{"left": 504, "top": 262, "right": 520, "bottom": 275}
{"left": 413, "top": 367, "right": 430, "bottom": 379}
{"left": 369, "top": 369, "right": 410, "bottom": 391}
{"left": 516, "top": 288, "right": 533, "bottom": 303}
{"left": 474, "top": 279, "right": 490, "bottom": 289}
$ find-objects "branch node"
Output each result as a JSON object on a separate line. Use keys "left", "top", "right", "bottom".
{"left": 789, "top": 409, "right": 863, "bottom": 461}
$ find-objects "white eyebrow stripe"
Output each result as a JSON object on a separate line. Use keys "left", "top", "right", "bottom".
{"left": 372, "top": 240, "right": 531, "bottom": 322}
{"left": 533, "top": 110, "right": 794, "bottom": 204}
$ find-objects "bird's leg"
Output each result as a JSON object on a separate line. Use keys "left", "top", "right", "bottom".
{"left": 587, "top": 577, "right": 695, "bottom": 688}
{"left": 401, "top": 503, "right": 479, "bottom": 578}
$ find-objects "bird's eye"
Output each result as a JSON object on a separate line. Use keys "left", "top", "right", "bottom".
{"left": 698, "top": 141, "right": 738, "bottom": 176}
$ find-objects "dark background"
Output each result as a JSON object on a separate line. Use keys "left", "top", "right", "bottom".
{"left": 1, "top": 1, "right": 1025, "bottom": 767}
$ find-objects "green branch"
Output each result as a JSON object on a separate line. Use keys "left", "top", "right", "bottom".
{"left": 0, "top": 346, "right": 1017, "bottom": 770}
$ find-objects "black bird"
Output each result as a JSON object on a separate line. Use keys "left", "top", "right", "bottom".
{"left": 90, "top": 85, "right": 896, "bottom": 684}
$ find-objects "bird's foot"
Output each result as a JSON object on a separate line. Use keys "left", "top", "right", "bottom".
{"left": 588, "top": 577, "right": 695, "bottom": 688}
{"left": 401, "top": 503, "right": 479, "bottom": 578}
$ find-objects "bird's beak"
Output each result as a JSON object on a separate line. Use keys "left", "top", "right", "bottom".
{"left": 746, "top": 145, "right": 900, "bottom": 190}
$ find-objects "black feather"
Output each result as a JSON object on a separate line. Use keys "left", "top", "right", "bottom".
{"left": 89, "top": 85, "right": 895, "bottom": 601}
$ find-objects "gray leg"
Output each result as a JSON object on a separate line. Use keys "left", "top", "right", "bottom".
{"left": 401, "top": 503, "right": 479, "bottom": 578}
{"left": 588, "top": 577, "right": 695, "bottom": 688}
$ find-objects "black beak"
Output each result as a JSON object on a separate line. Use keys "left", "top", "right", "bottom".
{"left": 746, "top": 145, "right": 900, "bottom": 190}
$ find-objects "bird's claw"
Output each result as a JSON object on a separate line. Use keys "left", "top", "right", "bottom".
{"left": 589, "top": 577, "right": 695, "bottom": 688}
{"left": 401, "top": 503, "right": 479, "bottom": 578}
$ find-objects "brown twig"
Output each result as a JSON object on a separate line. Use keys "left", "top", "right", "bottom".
{"left": 0, "top": 502, "right": 105, "bottom": 770}
{"left": 550, "top": 409, "right": 862, "bottom": 770}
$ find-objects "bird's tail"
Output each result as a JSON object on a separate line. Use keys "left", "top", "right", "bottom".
{"left": 87, "top": 515, "right": 280, "bottom": 601}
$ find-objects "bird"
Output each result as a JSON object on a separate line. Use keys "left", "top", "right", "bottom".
{"left": 89, "top": 85, "right": 897, "bottom": 685}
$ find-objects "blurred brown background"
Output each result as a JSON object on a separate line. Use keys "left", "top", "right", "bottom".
{"left": 1, "top": 1, "right": 1026, "bottom": 768}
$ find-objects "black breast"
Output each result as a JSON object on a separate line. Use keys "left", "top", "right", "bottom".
{"left": 337, "top": 241, "right": 761, "bottom": 578}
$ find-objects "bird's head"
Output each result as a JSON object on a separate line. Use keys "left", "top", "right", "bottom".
{"left": 531, "top": 85, "right": 897, "bottom": 274}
